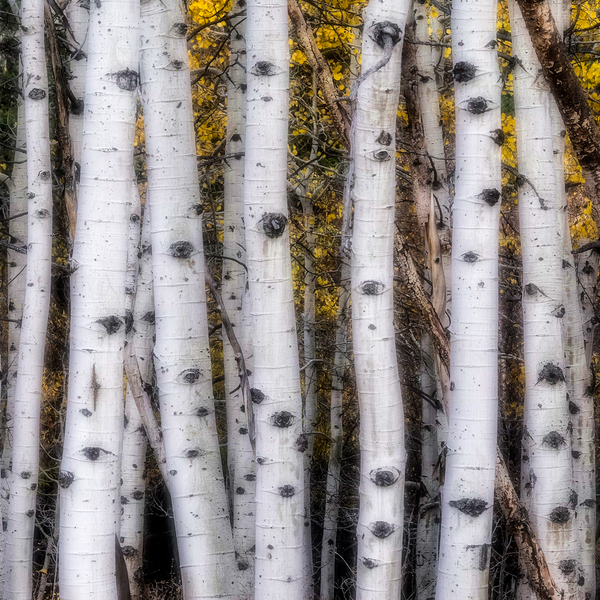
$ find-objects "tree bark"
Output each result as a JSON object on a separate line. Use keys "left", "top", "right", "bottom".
{"left": 59, "top": 1, "right": 140, "bottom": 597}
{"left": 515, "top": 0, "right": 600, "bottom": 202}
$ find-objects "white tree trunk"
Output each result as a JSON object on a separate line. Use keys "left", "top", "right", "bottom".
{"left": 319, "top": 262, "right": 349, "bottom": 600}
{"left": 416, "top": 335, "right": 440, "bottom": 600}
{"left": 351, "top": 2, "right": 409, "bottom": 599}
{"left": 3, "top": 0, "right": 52, "bottom": 596}
{"left": 65, "top": 0, "right": 88, "bottom": 199}
{"left": 244, "top": 0, "right": 306, "bottom": 596}
{"left": 139, "top": 2, "right": 238, "bottom": 598}
{"left": 119, "top": 183, "right": 148, "bottom": 600}
{"left": 223, "top": 4, "right": 255, "bottom": 596}
{"left": 58, "top": 1, "right": 139, "bottom": 597}
{"left": 435, "top": 0, "right": 501, "bottom": 595}
{"left": 563, "top": 215, "right": 595, "bottom": 599}
{"left": 576, "top": 242, "right": 598, "bottom": 365}
{"left": 1, "top": 61, "right": 27, "bottom": 595}
{"left": 510, "top": 2, "right": 577, "bottom": 597}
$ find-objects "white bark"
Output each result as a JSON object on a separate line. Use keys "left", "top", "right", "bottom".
{"left": 510, "top": 2, "right": 577, "bottom": 597}
{"left": 223, "top": 4, "right": 255, "bottom": 596}
{"left": 244, "top": 0, "right": 306, "bottom": 595}
{"left": 3, "top": 0, "right": 52, "bottom": 595}
{"left": 319, "top": 262, "right": 349, "bottom": 600}
{"left": 351, "top": 3, "right": 409, "bottom": 599}
{"left": 58, "top": 1, "right": 139, "bottom": 597}
{"left": 120, "top": 183, "right": 147, "bottom": 600}
{"left": 1, "top": 58, "right": 27, "bottom": 595}
{"left": 65, "top": 0, "right": 88, "bottom": 197}
{"left": 435, "top": 0, "right": 501, "bottom": 595}
{"left": 563, "top": 215, "right": 595, "bottom": 599}
{"left": 416, "top": 335, "right": 440, "bottom": 600}
{"left": 576, "top": 243, "right": 598, "bottom": 365}
{"left": 139, "top": 2, "right": 238, "bottom": 598}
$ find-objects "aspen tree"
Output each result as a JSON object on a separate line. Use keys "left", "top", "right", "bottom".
{"left": 350, "top": 1, "right": 409, "bottom": 598}
{"left": 58, "top": 1, "right": 139, "bottom": 597}
{"left": 435, "top": 0, "right": 502, "bottom": 594}
{"left": 140, "top": 1, "right": 238, "bottom": 597}
{"left": 3, "top": 0, "right": 52, "bottom": 595}
{"left": 510, "top": 1, "right": 577, "bottom": 596}
{"left": 223, "top": 3, "right": 255, "bottom": 595}
{"left": 245, "top": 0, "right": 306, "bottom": 595}
{"left": 119, "top": 185, "right": 148, "bottom": 600}
{"left": 319, "top": 262, "right": 349, "bottom": 600}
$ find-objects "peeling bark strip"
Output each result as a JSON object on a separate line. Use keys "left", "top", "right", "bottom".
{"left": 515, "top": 0, "right": 600, "bottom": 200}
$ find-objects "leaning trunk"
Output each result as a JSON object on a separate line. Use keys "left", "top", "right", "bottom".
{"left": 58, "top": 1, "right": 140, "bottom": 597}
{"left": 3, "top": 0, "right": 52, "bottom": 596}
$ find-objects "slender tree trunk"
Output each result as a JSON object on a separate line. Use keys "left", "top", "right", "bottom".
{"left": 1, "top": 57, "right": 27, "bottom": 595}
{"left": 319, "top": 261, "right": 349, "bottom": 600}
{"left": 3, "top": 0, "right": 52, "bottom": 596}
{"left": 510, "top": 2, "right": 577, "bottom": 597}
{"left": 119, "top": 183, "right": 147, "bottom": 600}
{"left": 223, "top": 4, "right": 255, "bottom": 596}
{"left": 434, "top": 0, "right": 501, "bottom": 594}
{"left": 59, "top": 2, "right": 139, "bottom": 597}
{"left": 576, "top": 242, "right": 598, "bottom": 365}
{"left": 563, "top": 215, "right": 595, "bottom": 599}
{"left": 245, "top": 0, "right": 306, "bottom": 595}
{"left": 351, "top": 2, "right": 409, "bottom": 598}
{"left": 139, "top": 2, "right": 238, "bottom": 598}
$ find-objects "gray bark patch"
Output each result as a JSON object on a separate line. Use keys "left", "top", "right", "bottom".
{"left": 169, "top": 470, "right": 177, "bottom": 476}
{"left": 20, "top": 471, "right": 31, "bottom": 479}
{"left": 26, "top": 510, "right": 34, "bottom": 518}
{"left": 549, "top": 506, "right": 570, "bottom": 523}
{"left": 453, "top": 61, "right": 477, "bottom": 82}
{"left": 168, "top": 60, "right": 184, "bottom": 70}
{"left": 369, "top": 467, "right": 400, "bottom": 487}
{"left": 562, "top": 259, "right": 572, "bottom": 269}
{"left": 448, "top": 497, "right": 488, "bottom": 517}
{"left": 359, "top": 280, "right": 385, "bottom": 295}
{"left": 196, "top": 407, "right": 210, "bottom": 417}
{"left": 480, "top": 188, "right": 500, "bottom": 206}
{"left": 28, "top": 88, "right": 46, "bottom": 100}
{"left": 97, "top": 315, "right": 123, "bottom": 335}
{"left": 370, "top": 521, "right": 395, "bottom": 538}
{"left": 558, "top": 559, "right": 576, "bottom": 574}
{"left": 490, "top": 129, "right": 505, "bottom": 146}
{"left": 466, "top": 97, "right": 489, "bottom": 114}
{"left": 261, "top": 212, "right": 288, "bottom": 238}
{"left": 239, "top": 427, "right": 248, "bottom": 435}
{"left": 581, "top": 498, "right": 595, "bottom": 508}
{"left": 462, "top": 251, "right": 479, "bottom": 263}
{"left": 132, "top": 491, "right": 144, "bottom": 500}
{"left": 256, "top": 457, "right": 266, "bottom": 465}
{"left": 180, "top": 368, "right": 201, "bottom": 384}
{"left": 121, "top": 496, "right": 129, "bottom": 505}
{"left": 238, "top": 562, "right": 249, "bottom": 571}
{"left": 271, "top": 411, "right": 294, "bottom": 428}
{"left": 80, "top": 408, "right": 92, "bottom": 417}
{"left": 184, "top": 448, "right": 204, "bottom": 458}
{"left": 537, "top": 363, "right": 565, "bottom": 385}
{"left": 114, "top": 69, "right": 139, "bottom": 91}
{"left": 121, "top": 546, "right": 138, "bottom": 558}
{"left": 59, "top": 471, "right": 74, "bottom": 488}
{"left": 253, "top": 61, "right": 277, "bottom": 76}
{"left": 376, "top": 131, "right": 392, "bottom": 146}
{"left": 71, "top": 98, "right": 84, "bottom": 116}
{"left": 251, "top": 388, "right": 265, "bottom": 404}
{"left": 552, "top": 304, "right": 566, "bottom": 318}
{"left": 236, "top": 487, "right": 245, "bottom": 495}
{"left": 542, "top": 430, "right": 566, "bottom": 448}
{"left": 82, "top": 447, "right": 107, "bottom": 461}
{"left": 169, "top": 240, "right": 195, "bottom": 258}
{"left": 569, "top": 490, "right": 578, "bottom": 508}
{"left": 172, "top": 22, "right": 188, "bottom": 36}
{"left": 373, "top": 149, "right": 390, "bottom": 161}
{"left": 244, "top": 473, "right": 256, "bottom": 481}
{"left": 142, "top": 311, "right": 155, "bottom": 324}
{"left": 371, "top": 21, "right": 401, "bottom": 47}
{"left": 524, "top": 282, "right": 543, "bottom": 296}
{"left": 362, "top": 557, "right": 380, "bottom": 569}
{"left": 279, "top": 485, "right": 296, "bottom": 497}
{"left": 572, "top": 450, "right": 582, "bottom": 459}
{"left": 125, "top": 310, "right": 133, "bottom": 334}
{"left": 569, "top": 401, "right": 580, "bottom": 414}
{"left": 294, "top": 434, "right": 309, "bottom": 452}
{"left": 479, "top": 544, "right": 490, "bottom": 571}
{"left": 582, "top": 261, "right": 594, "bottom": 275}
